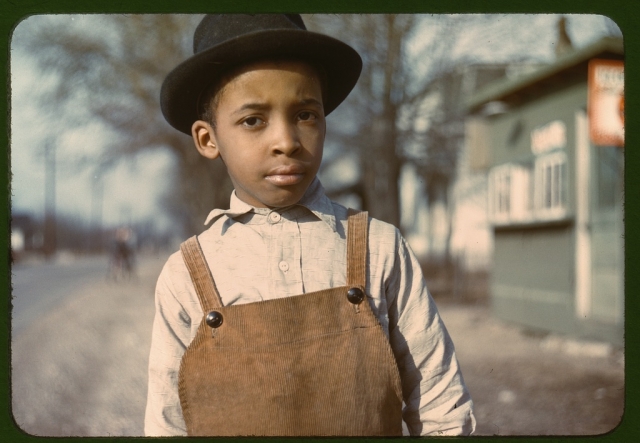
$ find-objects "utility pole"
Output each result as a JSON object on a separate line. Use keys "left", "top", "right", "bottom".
{"left": 43, "top": 139, "right": 57, "bottom": 259}
{"left": 90, "top": 172, "right": 104, "bottom": 252}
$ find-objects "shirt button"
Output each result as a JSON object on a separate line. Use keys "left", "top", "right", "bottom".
{"left": 278, "top": 261, "right": 289, "bottom": 272}
{"left": 268, "top": 212, "right": 281, "bottom": 224}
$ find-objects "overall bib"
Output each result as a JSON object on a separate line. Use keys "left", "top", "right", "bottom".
{"left": 178, "top": 210, "right": 403, "bottom": 436}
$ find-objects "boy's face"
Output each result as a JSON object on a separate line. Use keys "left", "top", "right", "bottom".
{"left": 192, "top": 60, "right": 326, "bottom": 209}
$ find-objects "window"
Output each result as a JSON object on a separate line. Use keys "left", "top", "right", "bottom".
{"left": 487, "top": 119, "right": 571, "bottom": 227}
{"left": 534, "top": 151, "right": 568, "bottom": 219}
{"left": 488, "top": 163, "right": 532, "bottom": 225}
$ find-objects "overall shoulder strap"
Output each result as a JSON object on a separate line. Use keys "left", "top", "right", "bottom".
{"left": 180, "top": 236, "right": 223, "bottom": 311}
{"left": 346, "top": 209, "right": 369, "bottom": 288}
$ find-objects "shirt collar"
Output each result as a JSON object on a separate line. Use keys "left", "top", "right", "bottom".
{"left": 296, "top": 177, "right": 337, "bottom": 231}
{"left": 203, "top": 177, "right": 337, "bottom": 232}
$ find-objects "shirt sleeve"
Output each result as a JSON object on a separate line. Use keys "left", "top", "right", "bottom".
{"left": 144, "top": 257, "right": 191, "bottom": 436}
{"left": 386, "top": 232, "right": 476, "bottom": 436}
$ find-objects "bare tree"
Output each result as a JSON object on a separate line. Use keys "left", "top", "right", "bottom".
{"left": 304, "top": 14, "right": 476, "bottom": 232}
{"left": 17, "top": 14, "right": 472, "bottom": 237}
{"left": 16, "top": 14, "right": 615, "bottom": 244}
{"left": 14, "top": 14, "right": 234, "bottom": 237}
{"left": 305, "top": 14, "right": 614, "bottom": 265}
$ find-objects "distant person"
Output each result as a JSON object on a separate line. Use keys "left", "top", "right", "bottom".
{"left": 145, "top": 14, "right": 475, "bottom": 437}
{"left": 107, "top": 227, "right": 135, "bottom": 281}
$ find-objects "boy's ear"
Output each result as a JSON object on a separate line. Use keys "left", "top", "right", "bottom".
{"left": 191, "top": 120, "right": 220, "bottom": 160}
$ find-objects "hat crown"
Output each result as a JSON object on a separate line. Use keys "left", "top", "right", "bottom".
{"left": 193, "top": 14, "right": 307, "bottom": 54}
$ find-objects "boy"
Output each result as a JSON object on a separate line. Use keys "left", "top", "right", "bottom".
{"left": 145, "top": 13, "right": 475, "bottom": 437}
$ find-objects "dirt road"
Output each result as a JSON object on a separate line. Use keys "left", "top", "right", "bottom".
{"left": 10, "top": 254, "right": 625, "bottom": 437}
{"left": 11, "top": 253, "right": 167, "bottom": 436}
{"left": 437, "top": 301, "right": 624, "bottom": 435}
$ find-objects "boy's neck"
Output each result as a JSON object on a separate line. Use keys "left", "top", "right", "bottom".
{"left": 232, "top": 177, "right": 321, "bottom": 211}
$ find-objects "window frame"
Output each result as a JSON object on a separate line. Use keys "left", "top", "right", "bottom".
{"left": 533, "top": 150, "right": 569, "bottom": 220}
{"left": 488, "top": 163, "right": 533, "bottom": 225}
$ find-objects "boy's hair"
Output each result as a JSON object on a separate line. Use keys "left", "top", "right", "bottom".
{"left": 198, "top": 58, "right": 329, "bottom": 128}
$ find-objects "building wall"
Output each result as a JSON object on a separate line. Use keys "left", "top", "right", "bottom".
{"left": 482, "top": 82, "right": 624, "bottom": 345}
{"left": 588, "top": 144, "right": 624, "bottom": 334}
{"left": 492, "top": 224, "right": 575, "bottom": 335}
{"left": 486, "top": 82, "right": 579, "bottom": 334}
{"left": 488, "top": 82, "right": 588, "bottom": 215}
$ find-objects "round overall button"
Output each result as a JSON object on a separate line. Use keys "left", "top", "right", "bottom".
{"left": 347, "top": 287, "right": 365, "bottom": 304}
{"left": 205, "top": 311, "right": 223, "bottom": 328}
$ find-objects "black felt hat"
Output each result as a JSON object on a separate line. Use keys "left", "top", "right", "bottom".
{"left": 160, "top": 14, "right": 363, "bottom": 135}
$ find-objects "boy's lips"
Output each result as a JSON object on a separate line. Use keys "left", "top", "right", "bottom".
{"left": 265, "top": 165, "right": 306, "bottom": 186}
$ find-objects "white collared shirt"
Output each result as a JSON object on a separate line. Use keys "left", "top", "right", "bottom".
{"left": 144, "top": 178, "right": 476, "bottom": 436}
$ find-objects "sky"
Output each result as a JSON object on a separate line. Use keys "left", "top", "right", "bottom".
{"left": 10, "top": 24, "right": 176, "bottom": 231}
{"left": 9, "top": 14, "right": 620, "bottom": 234}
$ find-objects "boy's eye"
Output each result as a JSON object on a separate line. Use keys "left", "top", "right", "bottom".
{"left": 242, "top": 116, "right": 264, "bottom": 127}
{"left": 297, "top": 111, "right": 316, "bottom": 121}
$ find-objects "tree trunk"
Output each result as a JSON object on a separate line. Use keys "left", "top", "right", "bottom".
{"left": 361, "top": 114, "right": 401, "bottom": 228}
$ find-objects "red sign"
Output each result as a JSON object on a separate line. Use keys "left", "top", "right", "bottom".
{"left": 588, "top": 59, "right": 624, "bottom": 147}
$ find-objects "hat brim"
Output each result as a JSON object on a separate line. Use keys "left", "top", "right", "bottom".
{"left": 161, "top": 29, "right": 362, "bottom": 135}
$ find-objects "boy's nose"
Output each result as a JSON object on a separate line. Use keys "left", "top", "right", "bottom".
{"left": 270, "top": 121, "right": 301, "bottom": 156}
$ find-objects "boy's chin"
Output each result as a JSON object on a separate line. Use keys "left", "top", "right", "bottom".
{"left": 237, "top": 187, "right": 307, "bottom": 209}
{"left": 263, "top": 192, "right": 305, "bottom": 209}
{"left": 259, "top": 181, "right": 316, "bottom": 208}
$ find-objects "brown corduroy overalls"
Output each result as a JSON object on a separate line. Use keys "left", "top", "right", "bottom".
{"left": 178, "top": 210, "right": 403, "bottom": 436}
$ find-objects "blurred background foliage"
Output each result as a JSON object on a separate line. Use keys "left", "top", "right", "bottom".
{"left": 11, "top": 14, "right": 621, "bottom": 264}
